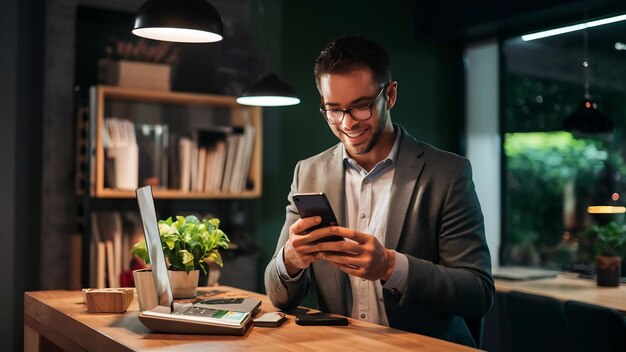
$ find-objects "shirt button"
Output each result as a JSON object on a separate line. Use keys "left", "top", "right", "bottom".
{"left": 364, "top": 179, "right": 369, "bottom": 184}
{"left": 360, "top": 314, "right": 366, "bottom": 319}
{"left": 360, "top": 213, "right": 366, "bottom": 218}
{"left": 391, "top": 289, "right": 400, "bottom": 296}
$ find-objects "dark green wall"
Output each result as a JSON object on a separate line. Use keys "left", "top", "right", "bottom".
{"left": 255, "top": 0, "right": 464, "bottom": 297}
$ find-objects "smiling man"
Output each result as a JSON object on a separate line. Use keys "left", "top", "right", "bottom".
{"left": 265, "top": 34, "right": 494, "bottom": 347}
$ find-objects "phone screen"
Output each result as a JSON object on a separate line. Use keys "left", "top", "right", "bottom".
{"left": 292, "top": 192, "right": 343, "bottom": 242}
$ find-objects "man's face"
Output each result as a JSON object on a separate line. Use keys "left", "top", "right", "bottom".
{"left": 318, "top": 69, "right": 393, "bottom": 157}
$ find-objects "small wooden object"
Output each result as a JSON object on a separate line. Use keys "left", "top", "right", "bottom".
{"left": 98, "top": 59, "right": 171, "bottom": 91}
{"left": 83, "top": 288, "right": 134, "bottom": 313}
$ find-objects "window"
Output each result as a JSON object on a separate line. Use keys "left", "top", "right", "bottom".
{"left": 501, "top": 19, "right": 626, "bottom": 270}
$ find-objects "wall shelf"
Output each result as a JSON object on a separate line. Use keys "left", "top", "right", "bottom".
{"left": 87, "top": 85, "right": 263, "bottom": 199}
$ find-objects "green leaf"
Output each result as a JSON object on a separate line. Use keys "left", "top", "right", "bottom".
{"left": 179, "top": 249, "right": 194, "bottom": 265}
{"left": 130, "top": 241, "right": 150, "bottom": 264}
{"left": 206, "top": 250, "right": 224, "bottom": 267}
{"left": 185, "top": 215, "right": 200, "bottom": 224}
{"left": 584, "top": 221, "right": 626, "bottom": 257}
{"left": 131, "top": 214, "right": 230, "bottom": 272}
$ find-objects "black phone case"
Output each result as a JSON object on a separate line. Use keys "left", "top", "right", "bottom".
{"left": 296, "top": 315, "right": 349, "bottom": 326}
{"left": 293, "top": 193, "right": 343, "bottom": 242}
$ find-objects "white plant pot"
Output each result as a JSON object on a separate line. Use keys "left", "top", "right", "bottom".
{"left": 167, "top": 269, "right": 199, "bottom": 299}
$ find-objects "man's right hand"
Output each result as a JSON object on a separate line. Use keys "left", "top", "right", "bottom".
{"left": 283, "top": 216, "right": 324, "bottom": 276}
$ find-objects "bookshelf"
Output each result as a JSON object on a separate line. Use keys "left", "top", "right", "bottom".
{"left": 74, "top": 86, "right": 263, "bottom": 289}
{"left": 87, "top": 85, "right": 263, "bottom": 199}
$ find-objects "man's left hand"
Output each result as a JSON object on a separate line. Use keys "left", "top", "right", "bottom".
{"left": 313, "top": 227, "right": 395, "bottom": 281}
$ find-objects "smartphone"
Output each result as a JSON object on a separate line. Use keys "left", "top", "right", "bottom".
{"left": 295, "top": 314, "right": 349, "bottom": 326}
{"left": 292, "top": 192, "right": 343, "bottom": 242}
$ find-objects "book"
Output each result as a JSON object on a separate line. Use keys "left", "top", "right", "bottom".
{"left": 210, "top": 141, "right": 227, "bottom": 193}
{"left": 242, "top": 124, "right": 257, "bottom": 191}
{"left": 96, "top": 212, "right": 123, "bottom": 288}
{"left": 196, "top": 127, "right": 231, "bottom": 193}
{"left": 235, "top": 124, "right": 256, "bottom": 193}
{"left": 179, "top": 138, "right": 192, "bottom": 192}
{"left": 221, "top": 132, "right": 241, "bottom": 193}
{"left": 105, "top": 240, "right": 117, "bottom": 288}
{"left": 196, "top": 147, "right": 207, "bottom": 192}
{"left": 190, "top": 141, "right": 198, "bottom": 192}
{"left": 203, "top": 146, "right": 216, "bottom": 192}
{"left": 97, "top": 242, "right": 106, "bottom": 289}
{"left": 229, "top": 129, "right": 247, "bottom": 193}
{"left": 168, "top": 134, "right": 180, "bottom": 190}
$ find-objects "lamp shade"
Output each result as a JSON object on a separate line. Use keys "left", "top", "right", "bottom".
{"left": 133, "top": 0, "right": 224, "bottom": 43}
{"left": 237, "top": 73, "right": 300, "bottom": 107}
{"left": 563, "top": 99, "right": 613, "bottom": 134}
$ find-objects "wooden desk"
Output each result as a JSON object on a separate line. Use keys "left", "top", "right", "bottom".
{"left": 495, "top": 275, "right": 626, "bottom": 315}
{"left": 24, "top": 286, "right": 476, "bottom": 351}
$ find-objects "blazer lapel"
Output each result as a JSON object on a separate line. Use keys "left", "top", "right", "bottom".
{"left": 385, "top": 127, "right": 424, "bottom": 250}
{"left": 324, "top": 145, "right": 346, "bottom": 226}
{"left": 322, "top": 144, "right": 350, "bottom": 313}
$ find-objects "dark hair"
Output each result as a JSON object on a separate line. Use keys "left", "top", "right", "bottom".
{"left": 314, "top": 34, "right": 391, "bottom": 89}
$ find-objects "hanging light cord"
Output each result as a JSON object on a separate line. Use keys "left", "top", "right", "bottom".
{"left": 583, "top": 25, "right": 590, "bottom": 100}
{"left": 259, "top": 0, "right": 270, "bottom": 72}
{"left": 582, "top": 6, "right": 591, "bottom": 100}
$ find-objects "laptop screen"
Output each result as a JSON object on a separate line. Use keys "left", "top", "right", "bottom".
{"left": 136, "top": 185, "right": 174, "bottom": 309}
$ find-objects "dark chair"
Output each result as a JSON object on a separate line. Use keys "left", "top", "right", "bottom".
{"left": 506, "top": 290, "right": 572, "bottom": 352}
{"left": 463, "top": 317, "right": 484, "bottom": 349}
{"left": 563, "top": 300, "right": 626, "bottom": 352}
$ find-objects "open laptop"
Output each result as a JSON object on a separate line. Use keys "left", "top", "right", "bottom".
{"left": 135, "top": 185, "right": 261, "bottom": 335}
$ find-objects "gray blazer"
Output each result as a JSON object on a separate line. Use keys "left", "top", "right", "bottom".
{"left": 264, "top": 125, "right": 494, "bottom": 346}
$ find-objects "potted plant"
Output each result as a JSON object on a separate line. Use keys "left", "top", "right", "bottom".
{"left": 130, "top": 215, "right": 230, "bottom": 298}
{"left": 584, "top": 221, "right": 626, "bottom": 286}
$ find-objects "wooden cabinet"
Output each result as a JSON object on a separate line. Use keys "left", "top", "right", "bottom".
{"left": 87, "top": 85, "right": 262, "bottom": 199}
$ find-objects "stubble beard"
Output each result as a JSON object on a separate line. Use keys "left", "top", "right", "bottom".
{"left": 343, "top": 112, "right": 388, "bottom": 156}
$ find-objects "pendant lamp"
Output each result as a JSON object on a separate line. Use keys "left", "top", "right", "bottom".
{"left": 236, "top": 1, "right": 300, "bottom": 107}
{"left": 237, "top": 73, "right": 300, "bottom": 106}
{"left": 563, "top": 16, "right": 612, "bottom": 134}
{"left": 133, "top": 0, "right": 224, "bottom": 43}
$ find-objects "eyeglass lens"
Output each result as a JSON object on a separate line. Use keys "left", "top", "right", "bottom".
{"left": 322, "top": 85, "right": 386, "bottom": 124}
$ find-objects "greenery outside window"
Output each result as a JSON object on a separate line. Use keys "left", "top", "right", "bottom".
{"left": 501, "top": 20, "right": 626, "bottom": 274}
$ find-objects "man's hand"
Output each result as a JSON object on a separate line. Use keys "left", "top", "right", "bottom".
{"left": 315, "top": 227, "right": 395, "bottom": 281}
{"left": 283, "top": 216, "right": 326, "bottom": 276}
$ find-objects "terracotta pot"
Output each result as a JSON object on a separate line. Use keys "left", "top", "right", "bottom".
{"left": 596, "top": 256, "right": 621, "bottom": 287}
{"left": 167, "top": 270, "right": 199, "bottom": 298}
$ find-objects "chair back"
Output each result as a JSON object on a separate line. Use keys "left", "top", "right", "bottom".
{"left": 506, "top": 290, "right": 572, "bottom": 352}
{"left": 463, "top": 317, "right": 484, "bottom": 349}
{"left": 563, "top": 300, "right": 626, "bottom": 352}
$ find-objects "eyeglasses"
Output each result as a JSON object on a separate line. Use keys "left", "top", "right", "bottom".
{"left": 320, "top": 84, "right": 387, "bottom": 125}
